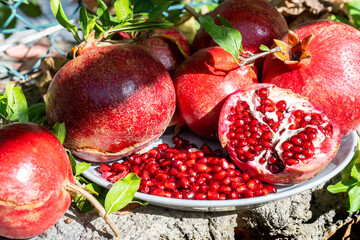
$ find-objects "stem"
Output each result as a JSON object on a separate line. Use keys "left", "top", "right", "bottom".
{"left": 0, "top": 113, "right": 11, "bottom": 125}
{"left": 238, "top": 46, "right": 282, "bottom": 67}
{"left": 64, "top": 180, "right": 121, "bottom": 239}
{"left": 184, "top": 5, "right": 201, "bottom": 21}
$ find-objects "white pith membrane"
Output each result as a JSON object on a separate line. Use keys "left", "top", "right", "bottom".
{"left": 223, "top": 85, "right": 334, "bottom": 175}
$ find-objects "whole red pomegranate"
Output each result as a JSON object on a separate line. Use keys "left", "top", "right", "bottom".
{"left": 173, "top": 46, "right": 258, "bottom": 139}
{"left": 0, "top": 123, "right": 73, "bottom": 239}
{"left": 137, "top": 27, "right": 190, "bottom": 76}
{"left": 262, "top": 20, "right": 360, "bottom": 137}
{"left": 218, "top": 84, "right": 341, "bottom": 184}
{"left": 46, "top": 44, "right": 176, "bottom": 162}
{"left": 192, "top": 0, "right": 288, "bottom": 55}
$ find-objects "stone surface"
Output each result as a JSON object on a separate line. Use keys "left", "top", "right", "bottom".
{"left": 1, "top": 174, "right": 359, "bottom": 240}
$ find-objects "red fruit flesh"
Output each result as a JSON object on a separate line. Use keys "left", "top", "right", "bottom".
{"left": 0, "top": 123, "right": 73, "bottom": 239}
{"left": 192, "top": 0, "right": 288, "bottom": 54}
{"left": 173, "top": 46, "right": 258, "bottom": 139}
{"left": 46, "top": 44, "right": 176, "bottom": 162}
{"left": 218, "top": 84, "right": 341, "bottom": 184}
{"left": 137, "top": 27, "right": 190, "bottom": 76}
{"left": 262, "top": 20, "right": 360, "bottom": 137}
{"left": 98, "top": 136, "right": 277, "bottom": 200}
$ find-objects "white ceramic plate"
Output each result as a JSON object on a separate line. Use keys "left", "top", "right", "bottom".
{"left": 80, "top": 129, "right": 358, "bottom": 212}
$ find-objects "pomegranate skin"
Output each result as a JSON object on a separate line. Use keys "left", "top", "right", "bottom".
{"left": 262, "top": 20, "right": 360, "bottom": 137}
{"left": 218, "top": 84, "right": 341, "bottom": 184}
{"left": 46, "top": 44, "right": 176, "bottom": 162}
{"left": 173, "top": 46, "right": 258, "bottom": 139}
{"left": 0, "top": 123, "right": 73, "bottom": 239}
{"left": 192, "top": 0, "right": 288, "bottom": 55}
{"left": 138, "top": 27, "right": 190, "bottom": 76}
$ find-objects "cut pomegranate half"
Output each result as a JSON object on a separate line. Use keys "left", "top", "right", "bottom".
{"left": 218, "top": 84, "right": 341, "bottom": 184}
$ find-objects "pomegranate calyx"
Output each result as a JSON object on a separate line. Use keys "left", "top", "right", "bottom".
{"left": 273, "top": 30, "right": 314, "bottom": 64}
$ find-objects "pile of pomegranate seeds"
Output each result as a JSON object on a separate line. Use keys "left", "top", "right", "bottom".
{"left": 97, "top": 136, "right": 276, "bottom": 200}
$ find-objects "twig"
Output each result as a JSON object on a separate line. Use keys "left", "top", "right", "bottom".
{"left": 238, "top": 46, "right": 282, "bottom": 67}
{"left": 184, "top": 5, "right": 201, "bottom": 21}
{"left": 65, "top": 179, "right": 121, "bottom": 239}
{"left": 0, "top": 112, "right": 11, "bottom": 125}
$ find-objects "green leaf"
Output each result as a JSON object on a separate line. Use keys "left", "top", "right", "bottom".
{"left": 351, "top": 163, "right": 360, "bottom": 181}
{"left": 114, "top": 0, "right": 133, "bottom": 23}
{"left": 97, "top": 0, "right": 111, "bottom": 29}
{"left": 11, "top": 86, "right": 29, "bottom": 122}
{"left": 148, "top": 1, "right": 173, "bottom": 22}
{"left": 0, "top": 4, "right": 17, "bottom": 39}
{"left": 105, "top": 20, "right": 173, "bottom": 35}
{"left": 198, "top": 15, "right": 243, "bottom": 62}
{"left": 52, "top": 122, "right": 66, "bottom": 144}
{"left": 341, "top": 141, "right": 360, "bottom": 180}
{"left": 66, "top": 149, "right": 77, "bottom": 174}
{"left": 345, "top": 1, "right": 360, "bottom": 28}
{"left": 50, "top": 0, "right": 81, "bottom": 42}
{"left": 260, "top": 44, "right": 270, "bottom": 52}
{"left": 79, "top": 5, "right": 89, "bottom": 39}
{"left": 330, "top": 15, "right": 353, "bottom": 27}
{"left": 74, "top": 182, "right": 106, "bottom": 212}
{"left": 28, "top": 102, "right": 46, "bottom": 123}
{"left": 327, "top": 178, "right": 358, "bottom": 193}
{"left": 19, "top": 0, "right": 42, "bottom": 18}
{"left": 348, "top": 183, "right": 360, "bottom": 212}
{"left": 75, "top": 162, "right": 92, "bottom": 177}
{"left": 104, "top": 173, "right": 141, "bottom": 214}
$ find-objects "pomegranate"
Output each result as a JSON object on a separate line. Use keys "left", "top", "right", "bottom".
{"left": 46, "top": 44, "right": 176, "bottom": 162}
{"left": 98, "top": 136, "right": 277, "bottom": 200}
{"left": 261, "top": 20, "right": 360, "bottom": 137}
{"left": 136, "top": 27, "right": 190, "bottom": 76}
{"left": 0, "top": 123, "right": 73, "bottom": 239}
{"left": 192, "top": 0, "right": 288, "bottom": 59}
{"left": 173, "top": 46, "right": 258, "bottom": 139}
{"left": 218, "top": 84, "right": 341, "bottom": 184}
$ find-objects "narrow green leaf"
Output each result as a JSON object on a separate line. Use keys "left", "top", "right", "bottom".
{"left": 19, "top": 0, "right": 42, "bottom": 18}
{"left": 75, "top": 182, "right": 105, "bottom": 212}
{"left": 79, "top": 5, "right": 89, "bottom": 39}
{"left": 50, "top": 0, "right": 81, "bottom": 42}
{"left": 105, "top": 21, "right": 173, "bottom": 35}
{"left": 104, "top": 173, "right": 141, "bottom": 214}
{"left": 52, "top": 122, "right": 66, "bottom": 144}
{"left": 342, "top": 141, "right": 360, "bottom": 180}
{"left": 97, "top": 0, "right": 111, "bottom": 29}
{"left": 351, "top": 163, "right": 360, "bottom": 181}
{"left": 345, "top": 1, "right": 360, "bottom": 28}
{"left": 327, "top": 178, "right": 358, "bottom": 193}
{"left": 66, "top": 149, "right": 76, "bottom": 175}
{"left": 148, "top": 1, "right": 173, "bottom": 22}
{"left": 75, "top": 162, "right": 92, "bottom": 177}
{"left": 199, "top": 15, "right": 243, "bottom": 62}
{"left": 11, "top": 86, "right": 29, "bottom": 122}
{"left": 4, "top": 82, "right": 16, "bottom": 120}
{"left": 114, "top": 0, "right": 133, "bottom": 23}
{"left": 260, "top": 44, "right": 270, "bottom": 52}
{"left": 330, "top": 15, "right": 353, "bottom": 27}
{"left": 28, "top": 102, "right": 46, "bottom": 123}
{"left": 0, "top": 4, "right": 17, "bottom": 38}
{"left": 348, "top": 183, "right": 360, "bottom": 212}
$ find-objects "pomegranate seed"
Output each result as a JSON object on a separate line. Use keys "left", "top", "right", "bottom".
{"left": 140, "top": 170, "right": 151, "bottom": 181}
{"left": 257, "top": 88, "right": 269, "bottom": 98}
{"left": 228, "top": 191, "right": 239, "bottom": 199}
{"left": 214, "top": 171, "right": 227, "bottom": 180}
{"left": 184, "top": 191, "right": 195, "bottom": 199}
{"left": 207, "top": 191, "right": 220, "bottom": 200}
{"left": 281, "top": 141, "right": 293, "bottom": 151}
{"left": 242, "top": 173, "right": 250, "bottom": 182}
{"left": 221, "top": 177, "right": 231, "bottom": 186}
{"left": 194, "top": 163, "right": 208, "bottom": 173}
{"left": 195, "top": 193, "right": 207, "bottom": 200}
{"left": 151, "top": 188, "right": 165, "bottom": 197}
{"left": 99, "top": 163, "right": 111, "bottom": 172}
{"left": 276, "top": 100, "right": 286, "bottom": 111}
{"left": 172, "top": 191, "right": 183, "bottom": 199}
{"left": 179, "top": 177, "right": 190, "bottom": 189}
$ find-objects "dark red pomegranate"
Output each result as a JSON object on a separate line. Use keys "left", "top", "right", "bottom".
{"left": 137, "top": 27, "right": 190, "bottom": 76}
{"left": 173, "top": 46, "right": 258, "bottom": 139}
{"left": 262, "top": 20, "right": 360, "bottom": 137}
{"left": 0, "top": 123, "right": 73, "bottom": 239}
{"left": 192, "top": 0, "right": 288, "bottom": 56}
{"left": 218, "top": 84, "right": 341, "bottom": 184}
{"left": 46, "top": 44, "right": 176, "bottom": 162}
{"left": 98, "top": 136, "right": 277, "bottom": 200}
